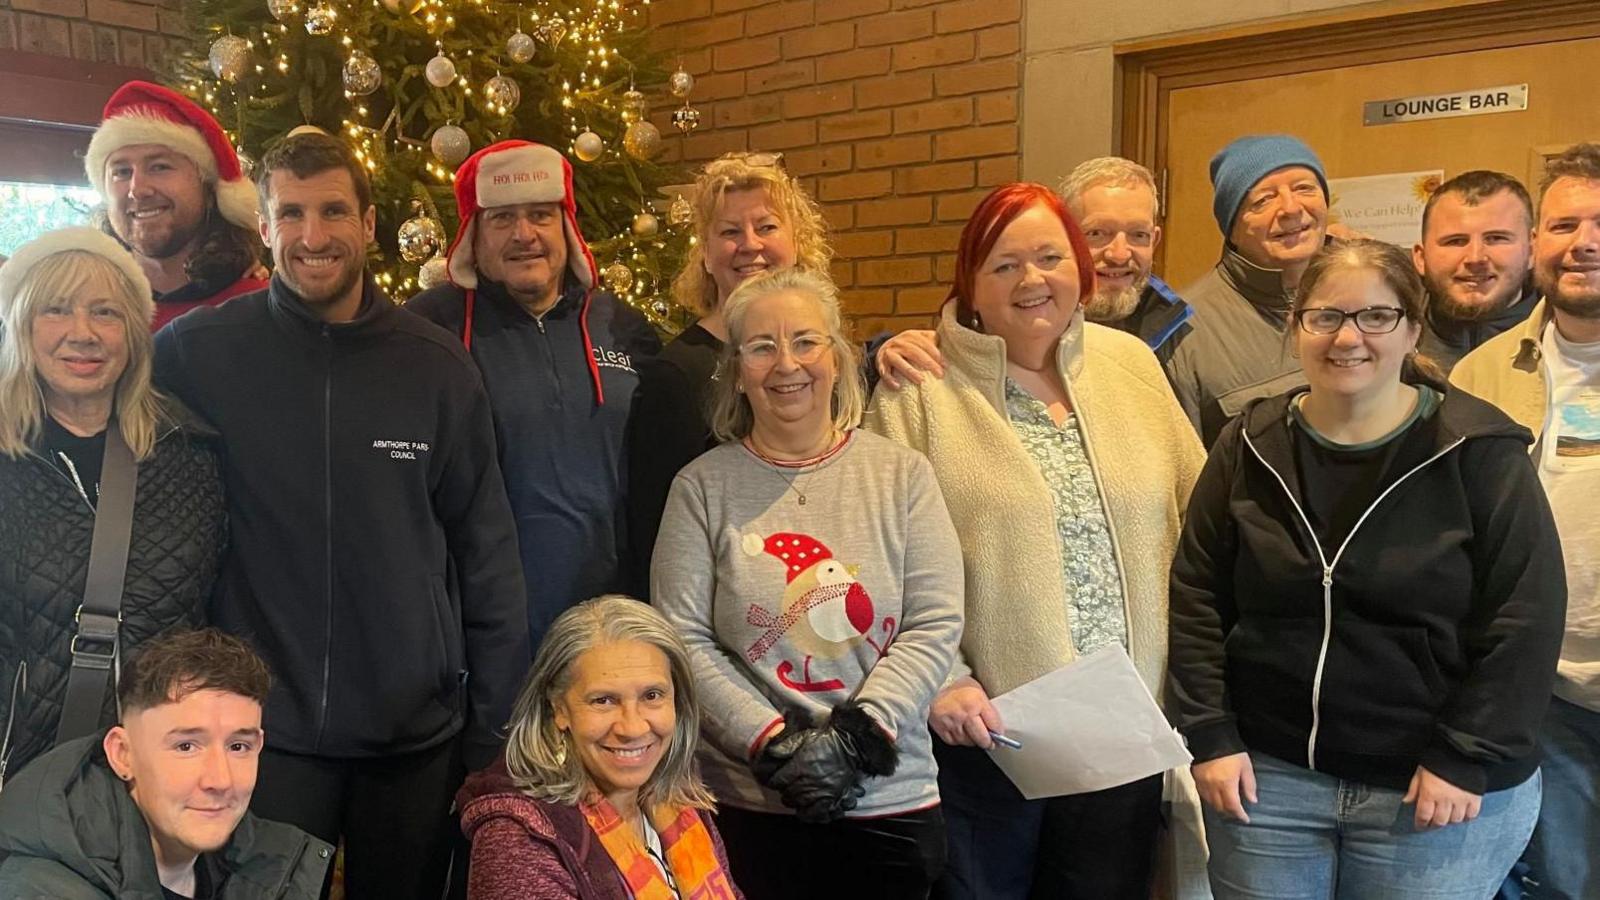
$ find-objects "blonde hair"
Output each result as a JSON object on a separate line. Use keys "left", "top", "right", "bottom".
{"left": 708, "top": 268, "right": 864, "bottom": 442}
{"left": 503, "top": 595, "right": 715, "bottom": 812}
{"left": 671, "top": 153, "right": 831, "bottom": 318}
{"left": 0, "top": 251, "right": 164, "bottom": 460}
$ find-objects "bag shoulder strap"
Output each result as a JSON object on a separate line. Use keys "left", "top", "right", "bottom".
{"left": 54, "top": 422, "right": 138, "bottom": 745}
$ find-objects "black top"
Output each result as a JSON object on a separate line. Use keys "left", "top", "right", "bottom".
{"left": 1287, "top": 387, "right": 1440, "bottom": 549}
{"left": 626, "top": 322, "right": 725, "bottom": 596}
{"left": 1168, "top": 386, "right": 1566, "bottom": 793}
{"left": 152, "top": 275, "right": 528, "bottom": 766}
{"left": 39, "top": 416, "right": 106, "bottom": 506}
{"left": 159, "top": 855, "right": 215, "bottom": 900}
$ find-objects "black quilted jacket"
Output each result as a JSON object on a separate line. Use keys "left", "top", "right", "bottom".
{"left": 0, "top": 410, "right": 225, "bottom": 784}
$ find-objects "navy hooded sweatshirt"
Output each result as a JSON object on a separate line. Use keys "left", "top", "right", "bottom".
{"left": 407, "top": 275, "right": 660, "bottom": 649}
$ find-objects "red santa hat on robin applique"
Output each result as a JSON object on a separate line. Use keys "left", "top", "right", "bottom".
{"left": 444, "top": 140, "right": 597, "bottom": 291}
{"left": 84, "top": 81, "right": 259, "bottom": 231}
{"left": 742, "top": 531, "right": 835, "bottom": 583}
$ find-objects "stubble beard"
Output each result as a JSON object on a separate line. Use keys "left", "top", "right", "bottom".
{"left": 1540, "top": 271, "right": 1600, "bottom": 320}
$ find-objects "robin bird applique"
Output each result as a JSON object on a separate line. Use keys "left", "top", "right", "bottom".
{"left": 741, "top": 531, "right": 897, "bottom": 693}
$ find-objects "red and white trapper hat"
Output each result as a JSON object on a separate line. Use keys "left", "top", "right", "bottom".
{"left": 84, "top": 80, "right": 259, "bottom": 231}
{"left": 445, "top": 139, "right": 597, "bottom": 291}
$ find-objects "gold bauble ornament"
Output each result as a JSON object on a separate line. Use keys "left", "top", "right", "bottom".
{"left": 603, "top": 261, "right": 634, "bottom": 292}
{"left": 622, "top": 121, "right": 661, "bottom": 160}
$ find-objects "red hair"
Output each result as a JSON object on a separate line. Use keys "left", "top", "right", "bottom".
{"left": 948, "top": 183, "right": 1095, "bottom": 329}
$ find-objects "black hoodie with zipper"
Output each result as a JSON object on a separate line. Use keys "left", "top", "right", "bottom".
{"left": 153, "top": 276, "right": 529, "bottom": 766}
{"left": 1168, "top": 385, "right": 1566, "bottom": 794}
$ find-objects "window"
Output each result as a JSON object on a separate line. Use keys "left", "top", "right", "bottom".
{"left": 0, "top": 181, "right": 101, "bottom": 258}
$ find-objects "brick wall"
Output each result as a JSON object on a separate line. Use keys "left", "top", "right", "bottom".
{"left": 0, "top": 0, "right": 182, "bottom": 68}
{"left": 648, "top": 0, "right": 1022, "bottom": 334}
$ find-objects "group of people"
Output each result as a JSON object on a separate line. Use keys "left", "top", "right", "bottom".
{"left": 0, "top": 75, "right": 1591, "bottom": 900}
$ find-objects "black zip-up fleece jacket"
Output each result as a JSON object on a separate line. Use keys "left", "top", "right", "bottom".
{"left": 154, "top": 276, "right": 529, "bottom": 765}
{"left": 1168, "top": 385, "right": 1566, "bottom": 794}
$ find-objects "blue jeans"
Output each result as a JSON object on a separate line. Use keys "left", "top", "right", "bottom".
{"left": 1514, "top": 696, "right": 1600, "bottom": 899}
{"left": 1205, "top": 752, "right": 1540, "bottom": 900}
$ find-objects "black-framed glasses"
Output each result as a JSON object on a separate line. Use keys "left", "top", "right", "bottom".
{"left": 1294, "top": 306, "right": 1407, "bottom": 335}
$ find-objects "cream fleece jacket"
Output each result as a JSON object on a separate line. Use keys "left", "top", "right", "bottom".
{"left": 864, "top": 304, "right": 1206, "bottom": 699}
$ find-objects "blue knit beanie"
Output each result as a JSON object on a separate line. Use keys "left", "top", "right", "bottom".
{"left": 1209, "top": 135, "right": 1328, "bottom": 236}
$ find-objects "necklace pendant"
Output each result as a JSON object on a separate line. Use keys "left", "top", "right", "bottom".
{"left": 798, "top": 494, "right": 807, "bottom": 506}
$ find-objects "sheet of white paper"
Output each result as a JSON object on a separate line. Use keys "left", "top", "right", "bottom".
{"left": 986, "top": 646, "right": 1192, "bottom": 799}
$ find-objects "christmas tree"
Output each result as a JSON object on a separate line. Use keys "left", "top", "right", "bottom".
{"left": 174, "top": 0, "right": 699, "bottom": 332}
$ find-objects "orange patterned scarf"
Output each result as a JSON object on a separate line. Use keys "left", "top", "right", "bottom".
{"left": 579, "top": 796, "right": 738, "bottom": 899}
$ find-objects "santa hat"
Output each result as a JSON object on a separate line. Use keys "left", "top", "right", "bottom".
{"left": 742, "top": 531, "right": 834, "bottom": 583}
{"left": 445, "top": 140, "right": 597, "bottom": 291}
{"left": 0, "top": 227, "right": 153, "bottom": 327}
{"left": 84, "top": 81, "right": 259, "bottom": 231}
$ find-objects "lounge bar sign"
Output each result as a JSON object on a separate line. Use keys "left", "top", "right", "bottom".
{"left": 1363, "top": 84, "right": 1528, "bottom": 126}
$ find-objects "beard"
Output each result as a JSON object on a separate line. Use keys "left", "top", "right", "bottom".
{"left": 1083, "top": 276, "right": 1147, "bottom": 325}
{"left": 281, "top": 255, "right": 366, "bottom": 308}
{"left": 1538, "top": 269, "right": 1600, "bottom": 320}
{"left": 1423, "top": 270, "right": 1525, "bottom": 323}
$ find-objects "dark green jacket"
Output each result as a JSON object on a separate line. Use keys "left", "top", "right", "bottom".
{"left": 0, "top": 736, "right": 331, "bottom": 898}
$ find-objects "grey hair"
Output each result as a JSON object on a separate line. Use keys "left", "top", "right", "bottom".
{"left": 707, "top": 268, "right": 865, "bottom": 442}
{"left": 503, "top": 595, "right": 715, "bottom": 811}
{"left": 1058, "top": 156, "right": 1161, "bottom": 220}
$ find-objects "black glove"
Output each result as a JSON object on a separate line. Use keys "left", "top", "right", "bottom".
{"left": 752, "top": 703, "right": 899, "bottom": 823}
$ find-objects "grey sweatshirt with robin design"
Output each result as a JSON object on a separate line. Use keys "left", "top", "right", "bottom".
{"left": 651, "top": 430, "right": 963, "bottom": 817}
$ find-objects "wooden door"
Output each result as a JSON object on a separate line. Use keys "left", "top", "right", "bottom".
{"left": 1117, "top": 0, "right": 1600, "bottom": 291}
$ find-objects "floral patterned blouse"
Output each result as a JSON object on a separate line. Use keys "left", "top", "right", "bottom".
{"left": 1003, "top": 378, "right": 1128, "bottom": 654}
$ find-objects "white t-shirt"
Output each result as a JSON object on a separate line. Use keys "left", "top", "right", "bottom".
{"left": 1537, "top": 322, "right": 1600, "bottom": 712}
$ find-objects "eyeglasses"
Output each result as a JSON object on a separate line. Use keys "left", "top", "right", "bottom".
{"left": 712, "top": 151, "right": 784, "bottom": 169}
{"left": 1294, "top": 306, "right": 1407, "bottom": 335}
{"left": 737, "top": 334, "right": 831, "bottom": 367}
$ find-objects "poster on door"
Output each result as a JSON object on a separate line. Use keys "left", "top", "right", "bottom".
{"left": 1327, "top": 170, "right": 1443, "bottom": 248}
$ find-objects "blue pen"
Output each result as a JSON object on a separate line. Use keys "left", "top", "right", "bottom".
{"left": 988, "top": 731, "right": 1023, "bottom": 750}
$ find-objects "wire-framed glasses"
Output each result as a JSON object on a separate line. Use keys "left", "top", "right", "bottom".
{"left": 737, "top": 334, "right": 832, "bottom": 367}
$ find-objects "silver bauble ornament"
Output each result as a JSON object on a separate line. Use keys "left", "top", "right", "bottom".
{"left": 303, "top": 3, "right": 335, "bottom": 35}
{"left": 573, "top": 130, "right": 603, "bottom": 162}
{"left": 483, "top": 74, "right": 521, "bottom": 114}
{"left": 236, "top": 146, "right": 257, "bottom": 178}
{"left": 209, "top": 35, "right": 251, "bottom": 83}
{"left": 506, "top": 30, "right": 536, "bottom": 64}
{"left": 425, "top": 53, "right": 457, "bottom": 88}
{"left": 669, "top": 68, "right": 694, "bottom": 99}
{"left": 535, "top": 16, "right": 567, "bottom": 46}
{"left": 397, "top": 214, "right": 445, "bottom": 264}
{"left": 430, "top": 125, "right": 470, "bottom": 166}
{"left": 631, "top": 212, "right": 660, "bottom": 237}
{"left": 651, "top": 300, "right": 670, "bottom": 318}
{"left": 671, "top": 105, "right": 701, "bottom": 134}
{"left": 620, "top": 89, "right": 646, "bottom": 124}
{"left": 622, "top": 120, "right": 661, "bottom": 160}
{"left": 668, "top": 194, "right": 693, "bottom": 227}
{"left": 342, "top": 52, "right": 382, "bottom": 96}
{"left": 417, "top": 256, "right": 450, "bottom": 290}
{"left": 603, "top": 262, "right": 634, "bottom": 292}
{"left": 266, "top": 0, "right": 296, "bottom": 21}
